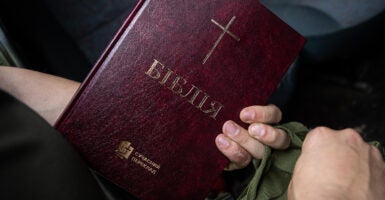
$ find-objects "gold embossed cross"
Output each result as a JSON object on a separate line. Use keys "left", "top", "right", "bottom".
{"left": 203, "top": 16, "right": 240, "bottom": 64}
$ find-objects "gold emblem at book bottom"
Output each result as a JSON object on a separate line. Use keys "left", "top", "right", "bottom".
{"left": 116, "top": 141, "right": 134, "bottom": 159}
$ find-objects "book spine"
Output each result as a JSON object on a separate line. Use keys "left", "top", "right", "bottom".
{"left": 54, "top": 0, "right": 147, "bottom": 129}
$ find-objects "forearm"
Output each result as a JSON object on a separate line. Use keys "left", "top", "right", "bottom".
{"left": 0, "top": 66, "right": 80, "bottom": 125}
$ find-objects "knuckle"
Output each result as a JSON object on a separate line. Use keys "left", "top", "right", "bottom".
{"left": 313, "top": 126, "right": 330, "bottom": 133}
{"left": 370, "top": 146, "right": 384, "bottom": 163}
{"left": 236, "top": 135, "right": 249, "bottom": 145}
{"left": 308, "top": 126, "right": 330, "bottom": 138}
{"left": 252, "top": 105, "right": 282, "bottom": 123}
{"left": 303, "top": 126, "right": 331, "bottom": 147}
{"left": 267, "top": 128, "right": 290, "bottom": 149}
{"left": 269, "top": 104, "right": 282, "bottom": 121}
{"left": 232, "top": 150, "right": 251, "bottom": 168}
{"left": 342, "top": 128, "right": 361, "bottom": 138}
{"left": 341, "top": 128, "right": 364, "bottom": 145}
{"left": 238, "top": 157, "right": 252, "bottom": 168}
{"left": 260, "top": 110, "right": 269, "bottom": 122}
{"left": 265, "top": 128, "right": 279, "bottom": 144}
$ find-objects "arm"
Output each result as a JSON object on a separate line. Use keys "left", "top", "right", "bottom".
{"left": 0, "top": 66, "right": 80, "bottom": 125}
{"left": 0, "top": 66, "right": 289, "bottom": 170}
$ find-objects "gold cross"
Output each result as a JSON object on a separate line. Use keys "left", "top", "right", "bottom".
{"left": 203, "top": 16, "right": 240, "bottom": 65}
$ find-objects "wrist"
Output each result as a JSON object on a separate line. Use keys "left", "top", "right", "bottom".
{"left": 0, "top": 66, "right": 15, "bottom": 92}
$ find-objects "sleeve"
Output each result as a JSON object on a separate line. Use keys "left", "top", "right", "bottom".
{"left": 0, "top": 91, "right": 107, "bottom": 200}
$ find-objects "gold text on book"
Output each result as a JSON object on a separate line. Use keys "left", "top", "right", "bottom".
{"left": 203, "top": 16, "right": 240, "bottom": 64}
{"left": 146, "top": 59, "right": 224, "bottom": 120}
{"left": 116, "top": 141, "right": 161, "bottom": 175}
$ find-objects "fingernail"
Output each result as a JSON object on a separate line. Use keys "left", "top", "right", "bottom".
{"left": 242, "top": 110, "right": 255, "bottom": 122}
{"left": 250, "top": 124, "right": 266, "bottom": 137}
{"left": 224, "top": 121, "right": 239, "bottom": 136}
{"left": 217, "top": 135, "right": 230, "bottom": 148}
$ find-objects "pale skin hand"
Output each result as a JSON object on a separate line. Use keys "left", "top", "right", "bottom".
{"left": 0, "top": 67, "right": 289, "bottom": 170}
{"left": 0, "top": 66, "right": 80, "bottom": 125}
{"left": 215, "top": 104, "right": 290, "bottom": 170}
{"left": 288, "top": 127, "right": 385, "bottom": 200}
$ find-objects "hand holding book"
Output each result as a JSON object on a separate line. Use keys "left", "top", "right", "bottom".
{"left": 54, "top": 1, "right": 305, "bottom": 198}
{"left": 0, "top": 66, "right": 289, "bottom": 173}
{"left": 2, "top": 66, "right": 384, "bottom": 200}
{"left": 216, "top": 104, "right": 290, "bottom": 171}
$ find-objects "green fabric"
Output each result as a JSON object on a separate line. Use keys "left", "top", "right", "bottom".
{"left": 369, "top": 141, "right": 385, "bottom": 160}
{"left": 235, "top": 122, "right": 385, "bottom": 200}
{"left": 0, "top": 47, "right": 11, "bottom": 66}
{"left": 236, "top": 122, "right": 308, "bottom": 200}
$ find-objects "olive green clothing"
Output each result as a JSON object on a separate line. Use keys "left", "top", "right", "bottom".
{"left": 0, "top": 92, "right": 107, "bottom": 200}
{"left": 236, "top": 122, "right": 307, "bottom": 200}
{"left": 235, "top": 122, "right": 384, "bottom": 200}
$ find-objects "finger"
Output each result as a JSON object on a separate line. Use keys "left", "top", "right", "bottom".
{"left": 215, "top": 134, "right": 252, "bottom": 170}
{"left": 370, "top": 145, "right": 385, "bottom": 164}
{"left": 240, "top": 104, "right": 282, "bottom": 124}
{"left": 248, "top": 123, "right": 290, "bottom": 150}
{"left": 222, "top": 120, "right": 265, "bottom": 159}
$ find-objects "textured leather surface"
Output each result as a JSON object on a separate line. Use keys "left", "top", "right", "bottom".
{"left": 55, "top": 0, "right": 305, "bottom": 199}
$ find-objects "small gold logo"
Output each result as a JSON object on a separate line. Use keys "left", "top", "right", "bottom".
{"left": 116, "top": 141, "right": 134, "bottom": 159}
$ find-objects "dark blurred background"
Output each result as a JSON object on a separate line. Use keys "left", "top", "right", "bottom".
{"left": 1, "top": 0, "right": 385, "bottom": 199}
{"left": 284, "top": 38, "right": 385, "bottom": 145}
{"left": 260, "top": 1, "right": 385, "bottom": 146}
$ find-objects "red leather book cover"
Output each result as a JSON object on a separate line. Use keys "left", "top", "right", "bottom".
{"left": 55, "top": 0, "right": 305, "bottom": 199}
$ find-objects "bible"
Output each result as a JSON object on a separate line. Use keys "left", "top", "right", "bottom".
{"left": 55, "top": 0, "right": 306, "bottom": 199}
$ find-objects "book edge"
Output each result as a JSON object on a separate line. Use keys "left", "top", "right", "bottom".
{"left": 54, "top": 0, "right": 146, "bottom": 129}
